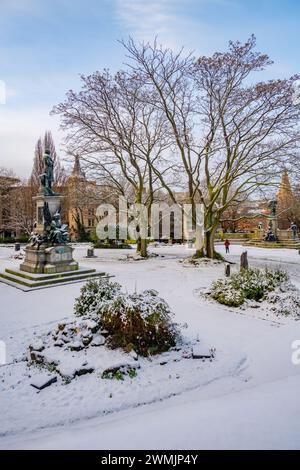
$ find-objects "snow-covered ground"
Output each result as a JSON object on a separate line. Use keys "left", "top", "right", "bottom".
{"left": 1, "top": 243, "right": 300, "bottom": 449}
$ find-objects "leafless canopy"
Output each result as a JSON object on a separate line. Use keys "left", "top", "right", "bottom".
{"left": 53, "top": 35, "right": 300, "bottom": 257}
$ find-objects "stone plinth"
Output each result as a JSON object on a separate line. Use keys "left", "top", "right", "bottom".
{"left": 44, "top": 245, "right": 78, "bottom": 274}
{"left": 20, "top": 245, "right": 78, "bottom": 274}
{"left": 20, "top": 246, "right": 46, "bottom": 273}
{"left": 254, "top": 229, "right": 264, "bottom": 240}
{"left": 277, "top": 229, "right": 293, "bottom": 241}
{"left": 33, "top": 194, "right": 64, "bottom": 235}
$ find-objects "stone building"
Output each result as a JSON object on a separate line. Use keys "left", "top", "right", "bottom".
{"left": 66, "top": 156, "right": 111, "bottom": 241}
{"left": 276, "top": 170, "right": 295, "bottom": 229}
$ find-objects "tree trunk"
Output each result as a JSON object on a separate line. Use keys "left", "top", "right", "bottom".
{"left": 205, "top": 228, "right": 215, "bottom": 258}
{"left": 140, "top": 238, "right": 147, "bottom": 258}
{"left": 134, "top": 189, "right": 148, "bottom": 258}
{"left": 204, "top": 215, "right": 221, "bottom": 259}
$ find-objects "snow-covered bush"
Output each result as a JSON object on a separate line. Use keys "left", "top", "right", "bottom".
{"left": 74, "top": 279, "right": 179, "bottom": 356}
{"left": 211, "top": 268, "right": 288, "bottom": 307}
{"left": 74, "top": 278, "right": 122, "bottom": 317}
{"left": 266, "top": 289, "right": 300, "bottom": 317}
{"left": 210, "top": 279, "right": 245, "bottom": 307}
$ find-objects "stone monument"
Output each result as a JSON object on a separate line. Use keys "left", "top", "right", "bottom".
{"left": 20, "top": 149, "right": 78, "bottom": 274}
{"left": 264, "top": 199, "right": 278, "bottom": 242}
{"left": 290, "top": 222, "right": 298, "bottom": 241}
{"left": 0, "top": 150, "right": 108, "bottom": 290}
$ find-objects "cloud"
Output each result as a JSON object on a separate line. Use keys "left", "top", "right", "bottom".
{"left": 114, "top": 0, "right": 195, "bottom": 49}
{"left": 113, "top": 0, "right": 235, "bottom": 51}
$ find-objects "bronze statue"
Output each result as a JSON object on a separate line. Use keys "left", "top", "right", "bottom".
{"left": 290, "top": 222, "right": 298, "bottom": 240}
{"left": 268, "top": 199, "right": 277, "bottom": 218}
{"left": 48, "top": 211, "right": 69, "bottom": 244}
{"left": 29, "top": 202, "right": 69, "bottom": 248}
{"left": 40, "top": 149, "right": 56, "bottom": 196}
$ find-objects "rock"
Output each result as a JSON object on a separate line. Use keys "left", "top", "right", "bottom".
{"left": 58, "top": 363, "right": 94, "bottom": 379}
{"left": 57, "top": 363, "right": 75, "bottom": 379}
{"left": 74, "top": 318, "right": 99, "bottom": 334}
{"left": 91, "top": 335, "right": 105, "bottom": 346}
{"left": 68, "top": 341, "right": 83, "bottom": 351}
{"left": 29, "top": 350, "right": 45, "bottom": 364}
{"left": 82, "top": 330, "right": 92, "bottom": 338}
{"left": 75, "top": 366, "right": 94, "bottom": 377}
{"left": 80, "top": 319, "right": 99, "bottom": 333}
{"left": 30, "top": 374, "right": 57, "bottom": 391}
{"left": 192, "top": 344, "right": 215, "bottom": 359}
{"left": 129, "top": 350, "right": 138, "bottom": 361}
{"left": 54, "top": 340, "right": 64, "bottom": 347}
{"left": 82, "top": 338, "right": 92, "bottom": 346}
{"left": 30, "top": 339, "right": 45, "bottom": 352}
{"left": 81, "top": 332, "right": 93, "bottom": 346}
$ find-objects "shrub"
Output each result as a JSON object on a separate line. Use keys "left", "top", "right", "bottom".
{"left": 102, "top": 366, "right": 137, "bottom": 380}
{"left": 74, "top": 279, "right": 179, "bottom": 356}
{"left": 74, "top": 277, "right": 122, "bottom": 317}
{"left": 211, "top": 279, "right": 245, "bottom": 307}
{"left": 211, "top": 268, "right": 288, "bottom": 307}
{"left": 93, "top": 241, "right": 131, "bottom": 249}
{"left": 266, "top": 290, "right": 300, "bottom": 317}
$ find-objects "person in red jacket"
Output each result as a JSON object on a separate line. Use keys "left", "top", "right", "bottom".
{"left": 224, "top": 239, "right": 230, "bottom": 254}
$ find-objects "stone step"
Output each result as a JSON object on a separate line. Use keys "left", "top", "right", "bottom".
{"left": 0, "top": 267, "right": 110, "bottom": 291}
{"left": 246, "top": 239, "right": 300, "bottom": 245}
{"left": 243, "top": 241, "right": 300, "bottom": 249}
{"left": 4, "top": 267, "right": 98, "bottom": 281}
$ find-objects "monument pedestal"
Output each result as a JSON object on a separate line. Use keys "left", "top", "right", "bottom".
{"left": 20, "top": 245, "right": 79, "bottom": 274}
{"left": 2, "top": 241, "right": 109, "bottom": 291}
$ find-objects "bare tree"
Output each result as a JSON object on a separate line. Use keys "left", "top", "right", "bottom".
{"left": 0, "top": 167, "right": 20, "bottom": 238}
{"left": 53, "top": 70, "right": 174, "bottom": 256}
{"left": 123, "top": 36, "right": 300, "bottom": 258}
{"left": 8, "top": 180, "right": 35, "bottom": 236}
{"left": 29, "top": 130, "right": 67, "bottom": 195}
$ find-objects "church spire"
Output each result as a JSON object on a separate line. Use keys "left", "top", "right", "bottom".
{"left": 277, "top": 170, "right": 293, "bottom": 202}
{"left": 71, "top": 155, "right": 85, "bottom": 179}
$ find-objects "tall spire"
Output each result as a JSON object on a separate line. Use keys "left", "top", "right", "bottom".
{"left": 277, "top": 170, "right": 293, "bottom": 203}
{"left": 71, "top": 155, "right": 85, "bottom": 179}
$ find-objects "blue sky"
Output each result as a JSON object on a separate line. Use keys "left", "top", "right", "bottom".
{"left": 0, "top": 0, "right": 299, "bottom": 176}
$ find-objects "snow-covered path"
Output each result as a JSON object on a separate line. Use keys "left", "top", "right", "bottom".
{"left": 1, "top": 244, "right": 300, "bottom": 449}
{"left": 4, "top": 374, "right": 300, "bottom": 450}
